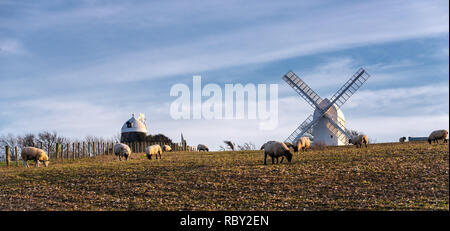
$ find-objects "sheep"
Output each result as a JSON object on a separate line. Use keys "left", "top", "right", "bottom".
{"left": 284, "top": 142, "right": 296, "bottom": 151}
{"left": 263, "top": 141, "right": 293, "bottom": 165}
{"left": 296, "top": 137, "right": 311, "bottom": 152}
{"left": 348, "top": 134, "right": 368, "bottom": 148}
{"left": 399, "top": 137, "right": 406, "bottom": 143}
{"left": 146, "top": 144, "right": 162, "bottom": 160}
{"left": 428, "top": 129, "right": 448, "bottom": 144}
{"left": 197, "top": 144, "right": 209, "bottom": 152}
{"left": 21, "top": 147, "right": 49, "bottom": 168}
{"left": 113, "top": 143, "right": 131, "bottom": 161}
{"left": 162, "top": 145, "right": 172, "bottom": 152}
{"left": 260, "top": 141, "right": 276, "bottom": 150}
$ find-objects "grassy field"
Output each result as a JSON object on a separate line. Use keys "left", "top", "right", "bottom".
{"left": 0, "top": 141, "right": 448, "bottom": 211}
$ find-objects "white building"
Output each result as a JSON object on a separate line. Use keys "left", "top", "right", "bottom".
{"left": 312, "top": 99, "right": 346, "bottom": 146}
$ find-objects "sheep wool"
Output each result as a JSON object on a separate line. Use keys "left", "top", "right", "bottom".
{"left": 296, "top": 137, "right": 311, "bottom": 152}
{"left": 113, "top": 143, "right": 131, "bottom": 161}
{"left": 162, "top": 145, "right": 172, "bottom": 152}
{"left": 263, "top": 141, "right": 293, "bottom": 165}
{"left": 428, "top": 130, "right": 448, "bottom": 144}
{"left": 21, "top": 147, "right": 49, "bottom": 168}
{"left": 146, "top": 145, "right": 162, "bottom": 159}
{"left": 197, "top": 144, "right": 209, "bottom": 152}
{"left": 349, "top": 134, "right": 368, "bottom": 148}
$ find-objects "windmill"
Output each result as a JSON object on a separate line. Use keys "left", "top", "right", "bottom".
{"left": 282, "top": 68, "right": 370, "bottom": 146}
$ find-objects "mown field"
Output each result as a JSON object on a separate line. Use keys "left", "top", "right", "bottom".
{"left": 0, "top": 141, "right": 448, "bottom": 211}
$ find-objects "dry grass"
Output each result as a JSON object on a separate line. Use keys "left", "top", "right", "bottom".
{"left": 0, "top": 141, "right": 448, "bottom": 211}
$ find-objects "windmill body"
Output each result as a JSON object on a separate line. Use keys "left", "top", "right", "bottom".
{"left": 312, "top": 98, "right": 346, "bottom": 146}
{"left": 282, "top": 68, "right": 370, "bottom": 146}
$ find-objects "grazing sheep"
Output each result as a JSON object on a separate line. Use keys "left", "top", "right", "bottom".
{"left": 399, "top": 137, "right": 406, "bottom": 143}
{"left": 113, "top": 143, "right": 131, "bottom": 161}
{"left": 284, "top": 142, "right": 296, "bottom": 151}
{"left": 197, "top": 144, "right": 209, "bottom": 152}
{"left": 21, "top": 147, "right": 49, "bottom": 168}
{"left": 428, "top": 129, "right": 448, "bottom": 144}
{"left": 263, "top": 141, "right": 293, "bottom": 165}
{"left": 348, "top": 134, "right": 368, "bottom": 148}
{"left": 146, "top": 145, "right": 162, "bottom": 160}
{"left": 162, "top": 145, "right": 172, "bottom": 152}
{"left": 296, "top": 137, "right": 311, "bottom": 152}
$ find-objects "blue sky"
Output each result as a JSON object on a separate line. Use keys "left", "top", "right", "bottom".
{"left": 0, "top": 0, "right": 448, "bottom": 150}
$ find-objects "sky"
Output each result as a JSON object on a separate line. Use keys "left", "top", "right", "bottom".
{"left": 0, "top": 0, "right": 449, "bottom": 150}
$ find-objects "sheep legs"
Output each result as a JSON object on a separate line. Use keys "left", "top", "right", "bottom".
{"left": 264, "top": 153, "right": 267, "bottom": 165}
{"left": 23, "top": 158, "right": 29, "bottom": 168}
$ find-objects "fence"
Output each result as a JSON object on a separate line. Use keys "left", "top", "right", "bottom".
{"left": 1, "top": 141, "right": 196, "bottom": 167}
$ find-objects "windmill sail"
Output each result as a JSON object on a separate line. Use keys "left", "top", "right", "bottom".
{"left": 285, "top": 114, "right": 316, "bottom": 143}
{"left": 282, "top": 71, "right": 323, "bottom": 109}
{"left": 323, "top": 114, "right": 350, "bottom": 143}
{"left": 329, "top": 68, "right": 370, "bottom": 109}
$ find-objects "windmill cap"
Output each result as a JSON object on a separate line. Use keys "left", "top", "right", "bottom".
{"left": 121, "top": 115, "right": 148, "bottom": 133}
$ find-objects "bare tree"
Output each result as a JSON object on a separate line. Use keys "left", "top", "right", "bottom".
{"left": 0, "top": 134, "right": 19, "bottom": 161}
{"left": 223, "top": 140, "right": 235, "bottom": 151}
{"left": 237, "top": 142, "right": 256, "bottom": 151}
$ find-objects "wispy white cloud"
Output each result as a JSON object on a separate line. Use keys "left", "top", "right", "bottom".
{"left": 3, "top": 0, "right": 447, "bottom": 88}
{"left": 0, "top": 39, "right": 28, "bottom": 55}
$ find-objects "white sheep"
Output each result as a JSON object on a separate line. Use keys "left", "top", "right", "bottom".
{"left": 296, "top": 137, "right": 311, "bottom": 152}
{"left": 162, "top": 145, "right": 172, "bottom": 152}
{"left": 21, "top": 147, "right": 49, "bottom": 168}
{"left": 197, "top": 144, "right": 209, "bottom": 152}
{"left": 399, "top": 137, "right": 406, "bottom": 143}
{"left": 348, "top": 134, "right": 368, "bottom": 148}
{"left": 428, "top": 129, "right": 448, "bottom": 144}
{"left": 146, "top": 144, "right": 162, "bottom": 160}
{"left": 113, "top": 143, "right": 131, "bottom": 161}
{"left": 263, "top": 141, "right": 293, "bottom": 165}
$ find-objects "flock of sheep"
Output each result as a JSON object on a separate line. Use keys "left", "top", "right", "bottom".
{"left": 19, "top": 129, "right": 448, "bottom": 168}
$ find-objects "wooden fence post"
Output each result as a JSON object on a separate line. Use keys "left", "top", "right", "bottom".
{"left": 5, "top": 146, "right": 10, "bottom": 167}
{"left": 88, "top": 142, "right": 91, "bottom": 157}
{"left": 66, "top": 143, "right": 69, "bottom": 160}
{"left": 48, "top": 143, "right": 51, "bottom": 160}
{"left": 61, "top": 144, "right": 64, "bottom": 161}
{"left": 72, "top": 143, "right": 75, "bottom": 160}
{"left": 82, "top": 142, "right": 86, "bottom": 158}
{"left": 56, "top": 143, "right": 60, "bottom": 161}
{"left": 76, "top": 143, "right": 79, "bottom": 158}
{"left": 15, "top": 146, "right": 19, "bottom": 166}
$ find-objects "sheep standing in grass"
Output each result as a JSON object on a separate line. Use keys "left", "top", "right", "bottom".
{"left": 113, "top": 143, "right": 131, "bottom": 161}
{"left": 146, "top": 145, "right": 162, "bottom": 160}
{"left": 428, "top": 130, "right": 448, "bottom": 144}
{"left": 296, "top": 137, "right": 311, "bottom": 152}
{"left": 21, "top": 147, "right": 49, "bottom": 168}
{"left": 162, "top": 145, "right": 172, "bottom": 152}
{"left": 349, "top": 134, "right": 368, "bottom": 148}
{"left": 263, "top": 141, "right": 293, "bottom": 165}
{"left": 197, "top": 144, "right": 209, "bottom": 152}
{"left": 399, "top": 137, "right": 406, "bottom": 143}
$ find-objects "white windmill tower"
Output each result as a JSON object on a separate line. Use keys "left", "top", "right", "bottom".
{"left": 282, "top": 68, "right": 371, "bottom": 146}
